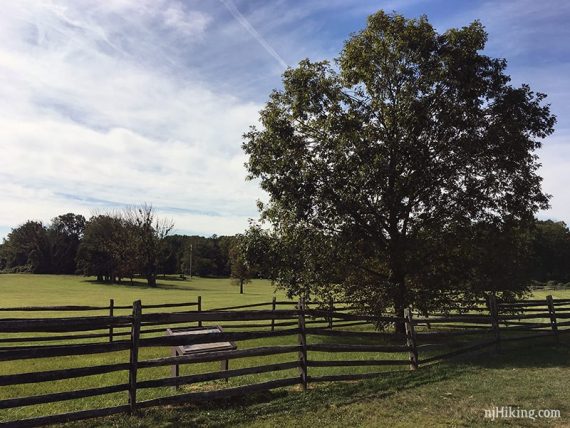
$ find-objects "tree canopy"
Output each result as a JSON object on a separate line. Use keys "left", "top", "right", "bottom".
{"left": 76, "top": 205, "right": 173, "bottom": 287}
{"left": 242, "top": 11, "right": 556, "bottom": 323}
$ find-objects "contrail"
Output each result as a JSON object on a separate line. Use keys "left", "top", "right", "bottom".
{"left": 219, "top": 0, "right": 288, "bottom": 69}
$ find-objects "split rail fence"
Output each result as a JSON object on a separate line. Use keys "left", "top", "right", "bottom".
{"left": 0, "top": 295, "right": 568, "bottom": 427}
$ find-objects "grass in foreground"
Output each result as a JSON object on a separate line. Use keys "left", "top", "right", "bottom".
{"left": 67, "top": 339, "right": 570, "bottom": 428}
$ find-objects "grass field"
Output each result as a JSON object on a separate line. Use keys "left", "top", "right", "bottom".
{"left": 0, "top": 274, "right": 569, "bottom": 427}
{"left": 77, "top": 344, "right": 570, "bottom": 428}
{"left": 0, "top": 274, "right": 284, "bottom": 310}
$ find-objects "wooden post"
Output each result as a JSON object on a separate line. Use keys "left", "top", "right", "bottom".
{"left": 487, "top": 294, "right": 501, "bottom": 352}
{"left": 297, "top": 297, "right": 308, "bottom": 391}
{"left": 328, "top": 297, "right": 334, "bottom": 329}
{"left": 197, "top": 296, "right": 202, "bottom": 328}
{"left": 546, "top": 295, "right": 559, "bottom": 343}
{"left": 271, "top": 296, "right": 276, "bottom": 332}
{"left": 128, "top": 300, "right": 142, "bottom": 414}
{"left": 109, "top": 299, "right": 114, "bottom": 343}
{"left": 170, "top": 332, "right": 180, "bottom": 390}
{"left": 219, "top": 326, "right": 229, "bottom": 382}
{"left": 404, "top": 307, "right": 418, "bottom": 370}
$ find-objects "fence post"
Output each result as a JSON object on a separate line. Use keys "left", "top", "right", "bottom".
{"left": 271, "top": 296, "right": 276, "bottom": 332}
{"left": 403, "top": 307, "right": 418, "bottom": 370}
{"left": 197, "top": 296, "right": 202, "bottom": 328}
{"left": 169, "top": 330, "right": 180, "bottom": 390}
{"left": 546, "top": 295, "right": 559, "bottom": 343}
{"left": 128, "top": 300, "right": 142, "bottom": 414}
{"left": 486, "top": 294, "right": 501, "bottom": 352}
{"left": 297, "top": 297, "right": 308, "bottom": 391}
{"left": 328, "top": 297, "right": 334, "bottom": 329}
{"left": 109, "top": 298, "right": 114, "bottom": 343}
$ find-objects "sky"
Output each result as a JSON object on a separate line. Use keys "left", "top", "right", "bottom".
{"left": 0, "top": 0, "right": 569, "bottom": 239}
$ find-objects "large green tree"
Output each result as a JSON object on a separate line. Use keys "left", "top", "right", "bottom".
{"left": 0, "top": 221, "right": 51, "bottom": 273}
{"left": 243, "top": 12, "right": 556, "bottom": 326}
{"left": 48, "top": 213, "right": 86, "bottom": 274}
{"left": 76, "top": 214, "right": 129, "bottom": 282}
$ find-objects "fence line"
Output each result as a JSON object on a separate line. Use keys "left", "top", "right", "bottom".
{"left": 0, "top": 295, "right": 568, "bottom": 427}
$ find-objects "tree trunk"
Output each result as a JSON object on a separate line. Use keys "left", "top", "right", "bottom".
{"left": 240, "top": 279, "right": 244, "bottom": 294}
{"left": 392, "top": 273, "right": 408, "bottom": 334}
{"left": 388, "top": 231, "right": 408, "bottom": 334}
{"left": 147, "top": 274, "right": 157, "bottom": 288}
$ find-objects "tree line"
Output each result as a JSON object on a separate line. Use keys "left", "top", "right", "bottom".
{"left": 0, "top": 206, "right": 248, "bottom": 288}
{"left": 1, "top": 209, "right": 569, "bottom": 290}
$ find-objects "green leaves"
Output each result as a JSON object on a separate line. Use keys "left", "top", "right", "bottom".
{"left": 243, "top": 11, "right": 556, "bottom": 314}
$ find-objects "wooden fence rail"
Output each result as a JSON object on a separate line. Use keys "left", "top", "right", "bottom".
{"left": 0, "top": 295, "right": 568, "bottom": 427}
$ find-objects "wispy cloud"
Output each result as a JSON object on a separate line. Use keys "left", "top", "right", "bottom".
{"left": 0, "top": 0, "right": 568, "bottom": 239}
{"left": 0, "top": 0, "right": 262, "bottom": 236}
{"left": 219, "top": 0, "right": 288, "bottom": 69}
{"left": 162, "top": 4, "right": 211, "bottom": 37}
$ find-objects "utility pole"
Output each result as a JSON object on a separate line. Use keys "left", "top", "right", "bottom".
{"left": 188, "top": 243, "right": 193, "bottom": 280}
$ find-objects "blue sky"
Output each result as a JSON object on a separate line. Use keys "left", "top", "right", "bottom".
{"left": 0, "top": 0, "right": 569, "bottom": 239}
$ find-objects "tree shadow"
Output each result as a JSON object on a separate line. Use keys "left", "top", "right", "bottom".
{"left": 460, "top": 338, "right": 570, "bottom": 369}
{"left": 130, "top": 338, "right": 570, "bottom": 426}
{"left": 81, "top": 278, "right": 196, "bottom": 291}
{"left": 127, "top": 364, "right": 463, "bottom": 427}
{"left": 70, "top": 337, "right": 570, "bottom": 428}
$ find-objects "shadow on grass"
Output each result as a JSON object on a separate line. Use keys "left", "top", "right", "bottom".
{"left": 68, "top": 335, "right": 569, "bottom": 427}
{"left": 134, "top": 340, "right": 568, "bottom": 426}
{"left": 81, "top": 277, "right": 267, "bottom": 296}
{"left": 462, "top": 337, "right": 570, "bottom": 369}
{"left": 81, "top": 278, "right": 197, "bottom": 292}
{"left": 107, "top": 365, "right": 462, "bottom": 428}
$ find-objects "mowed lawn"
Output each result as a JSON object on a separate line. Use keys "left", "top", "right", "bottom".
{"left": 0, "top": 274, "right": 569, "bottom": 427}
{"left": 0, "top": 274, "right": 283, "bottom": 311}
{"left": 81, "top": 345, "right": 570, "bottom": 428}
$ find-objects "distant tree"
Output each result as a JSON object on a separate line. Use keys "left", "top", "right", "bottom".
{"left": 154, "top": 234, "right": 237, "bottom": 279}
{"left": 242, "top": 221, "right": 345, "bottom": 302}
{"left": 160, "top": 235, "right": 183, "bottom": 276}
{"left": 0, "top": 242, "right": 6, "bottom": 271}
{"left": 243, "top": 11, "right": 556, "bottom": 329}
{"left": 76, "top": 214, "right": 126, "bottom": 282}
{"left": 530, "top": 220, "right": 570, "bottom": 283}
{"left": 180, "top": 240, "right": 194, "bottom": 277}
{"left": 229, "top": 235, "right": 252, "bottom": 294}
{"left": 189, "top": 236, "right": 225, "bottom": 277}
{"left": 1, "top": 211, "right": 248, "bottom": 281}
{"left": 217, "top": 236, "right": 235, "bottom": 277}
{"left": 124, "top": 204, "right": 173, "bottom": 287}
{"left": 1, "top": 221, "right": 51, "bottom": 273}
{"left": 48, "top": 213, "right": 86, "bottom": 274}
